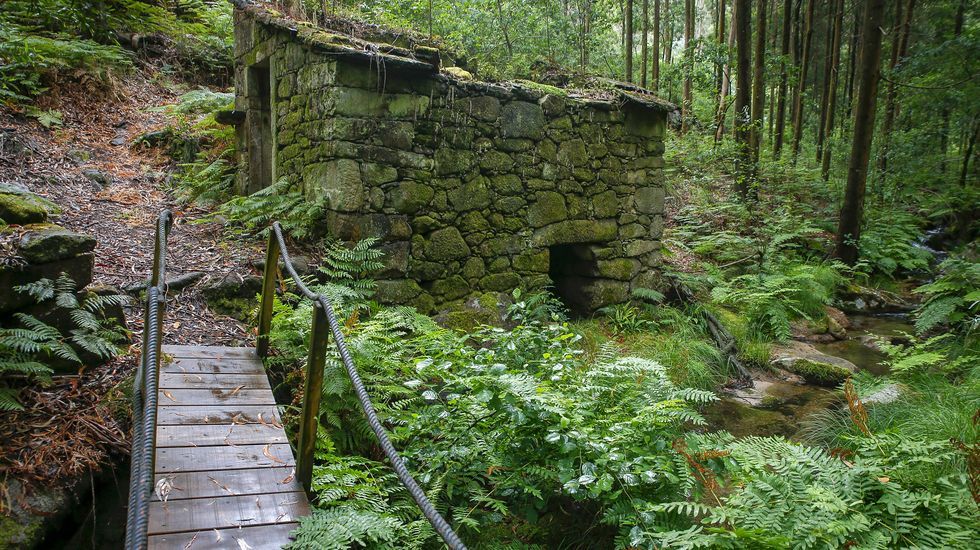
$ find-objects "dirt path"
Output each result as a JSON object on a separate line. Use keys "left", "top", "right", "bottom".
{"left": 1, "top": 75, "right": 261, "bottom": 491}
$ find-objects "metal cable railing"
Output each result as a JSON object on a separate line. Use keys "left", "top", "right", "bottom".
{"left": 125, "top": 211, "right": 173, "bottom": 550}
{"left": 257, "top": 222, "right": 467, "bottom": 550}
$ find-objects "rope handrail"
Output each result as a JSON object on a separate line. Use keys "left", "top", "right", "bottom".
{"left": 125, "top": 211, "right": 173, "bottom": 550}
{"left": 259, "top": 222, "right": 468, "bottom": 550}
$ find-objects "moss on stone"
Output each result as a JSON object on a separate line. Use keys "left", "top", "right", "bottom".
{"left": 513, "top": 79, "right": 569, "bottom": 98}
{"left": 0, "top": 192, "right": 57, "bottom": 225}
{"left": 425, "top": 227, "right": 470, "bottom": 261}
{"left": 785, "top": 359, "right": 852, "bottom": 387}
{"left": 389, "top": 181, "right": 434, "bottom": 214}
{"left": 527, "top": 191, "right": 567, "bottom": 228}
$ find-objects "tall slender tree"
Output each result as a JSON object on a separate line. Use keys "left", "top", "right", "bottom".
{"left": 626, "top": 0, "right": 635, "bottom": 82}
{"left": 877, "top": 0, "right": 917, "bottom": 176}
{"left": 641, "top": 0, "right": 650, "bottom": 87}
{"left": 773, "top": 0, "right": 792, "bottom": 157}
{"left": 716, "top": 0, "right": 727, "bottom": 103}
{"left": 820, "top": 0, "right": 844, "bottom": 180}
{"left": 734, "top": 0, "right": 753, "bottom": 196}
{"left": 715, "top": 9, "right": 737, "bottom": 141}
{"left": 843, "top": 1, "right": 859, "bottom": 122}
{"left": 681, "top": 0, "right": 694, "bottom": 133}
{"left": 750, "top": 0, "right": 767, "bottom": 165}
{"left": 815, "top": 0, "right": 840, "bottom": 164}
{"left": 653, "top": 0, "right": 661, "bottom": 89}
{"left": 665, "top": 0, "right": 673, "bottom": 64}
{"left": 790, "top": 0, "right": 814, "bottom": 161}
{"left": 940, "top": 0, "right": 966, "bottom": 173}
{"left": 836, "top": 0, "right": 886, "bottom": 264}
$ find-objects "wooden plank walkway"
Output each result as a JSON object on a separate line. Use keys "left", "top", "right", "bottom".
{"left": 147, "top": 345, "right": 310, "bottom": 549}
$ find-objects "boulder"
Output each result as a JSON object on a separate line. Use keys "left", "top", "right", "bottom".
{"left": 0, "top": 186, "right": 59, "bottom": 225}
{"left": 18, "top": 225, "right": 96, "bottom": 264}
{"left": 771, "top": 341, "right": 857, "bottom": 386}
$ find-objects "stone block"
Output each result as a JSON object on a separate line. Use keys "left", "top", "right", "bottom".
{"left": 531, "top": 219, "right": 618, "bottom": 247}
{"left": 447, "top": 177, "right": 490, "bottom": 211}
{"left": 18, "top": 226, "right": 96, "bottom": 264}
{"left": 457, "top": 96, "right": 501, "bottom": 121}
{"left": 425, "top": 227, "right": 471, "bottom": 261}
{"left": 557, "top": 139, "right": 589, "bottom": 167}
{"left": 375, "top": 279, "right": 423, "bottom": 303}
{"left": 596, "top": 258, "right": 640, "bottom": 281}
{"left": 303, "top": 159, "right": 364, "bottom": 211}
{"left": 527, "top": 192, "right": 567, "bottom": 228}
{"left": 389, "top": 181, "right": 434, "bottom": 214}
{"left": 501, "top": 101, "right": 545, "bottom": 139}
{"left": 634, "top": 187, "right": 665, "bottom": 214}
{"left": 481, "top": 272, "right": 521, "bottom": 291}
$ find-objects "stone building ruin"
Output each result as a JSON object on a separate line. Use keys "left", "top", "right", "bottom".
{"left": 230, "top": 1, "right": 671, "bottom": 315}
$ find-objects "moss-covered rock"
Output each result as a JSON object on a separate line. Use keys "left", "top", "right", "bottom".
{"left": 0, "top": 187, "right": 58, "bottom": 225}
{"left": 596, "top": 258, "right": 639, "bottom": 281}
{"left": 303, "top": 159, "right": 364, "bottom": 211}
{"left": 389, "top": 181, "right": 434, "bottom": 214}
{"left": 531, "top": 219, "right": 618, "bottom": 247}
{"left": 784, "top": 359, "right": 852, "bottom": 386}
{"left": 425, "top": 227, "right": 470, "bottom": 261}
{"left": 447, "top": 177, "right": 490, "bottom": 211}
{"left": 18, "top": 225, "right": 96, "bottom": 264}
{"left": 431, "top": 275, "right": 470, "bottom": 299}
{"left": 557, "top": 139, "right": 589, "bottom": 167}
{"left": 375, "top": 279, "right": 423, "bottom": 303}
{"left": 500, "top": 101, "right": 545, "bottom": 139}
{"left": 527, "top": 191, "right": 567, "bottom": 227}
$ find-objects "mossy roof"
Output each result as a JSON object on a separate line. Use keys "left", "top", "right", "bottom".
{"left": 229, "top": 0, "right": 675, "bottom": 113}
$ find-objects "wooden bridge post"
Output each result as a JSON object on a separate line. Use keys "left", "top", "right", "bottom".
{"left": 257, "top": 230, "right": 280, "bottom": 358}
{"left": 297, "top": 301, "right": 328, "bottom": 496}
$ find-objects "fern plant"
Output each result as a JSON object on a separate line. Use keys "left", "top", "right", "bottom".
{"left": 1, "top": 274, "right": 127, "bottom": 409}
{"left": 213, "top": 178, "right": 325, "bottom": 239}
{"left": 913, "top": 256, "right": 979, "bottom": 336}
{"left": 316, "top": 237, "right": 385, "bottom": 299}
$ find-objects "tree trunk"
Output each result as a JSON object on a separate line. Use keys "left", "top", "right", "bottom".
{"left": 653, "top": 0, "right": 661, "bottom": 89}
{"left": 843, "top": 1, "right": 859, "bottom": 122}
{"left": 940, "top": 0, "right": 964, "bottom": 173}
{"left": 750, "top": 0, "right": 766, "bottom": 165}
{"left": 715, "top": 10, "right": 737, "bottom": 141}
{"left": 665, "top": 0, "right": 673, "bottom": 64}
{"left": 642, "top": 0, "right": 650, "bottom": 87}
{"left": 815, "top": 0, "right": 840, "bottom": 164}
{"left": 626, "top": 0, "right": 634, "bottom": 82}
{"left": 836, "top": 0, "right": 886, "bottom": 265}
{"left": 734, "top": 0, "right": 753, "bottom": 196}
{"left": 681, "top": 0, "right": 694, "bottom": 133}
{"left": 877, "top": 0, "right": 916, "bottom": 177}
{"left": 581, "top": 0, "right": 593, "bottom": 70}
{"left": 790, "top": 0, "right": 814, "bottom": 162}
{"left": 961, "top": 118, "right": 979, "bottom": 187}
{"left": 716, "top": 0, "right": 727, "bottom": 104}
{"left": 820, "top": 0, "right": 844, "bottom": 180}
{"left": 773, "top": 0, "right": 792, "bottom": 157}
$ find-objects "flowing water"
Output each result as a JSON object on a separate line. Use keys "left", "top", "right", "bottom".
{"left": 706, "top": 313, "right": 916, "bottom": 438}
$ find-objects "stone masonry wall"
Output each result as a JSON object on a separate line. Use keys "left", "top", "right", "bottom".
{"left": 234, "top": 11, "right": 668, "bottom": 314}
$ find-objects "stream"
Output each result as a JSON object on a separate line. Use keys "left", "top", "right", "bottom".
{"left": 705, "top": 313, "right": 916, "bottom": 439}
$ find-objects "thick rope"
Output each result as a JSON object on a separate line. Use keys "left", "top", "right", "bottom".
{"left": 125, "top": 212, "right": 171, "bottom": 550}
{"left": 272, "top": 223, "right": 467, "bottom": 550}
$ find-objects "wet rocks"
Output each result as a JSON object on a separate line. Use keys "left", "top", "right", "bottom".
{"left": 771, "top": 341, "right": 857, "bottom": 387}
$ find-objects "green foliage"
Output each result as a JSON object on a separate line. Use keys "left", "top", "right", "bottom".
{"left": 316, "top": 238, "right": 385, "bottom": 299}
{"left": 913, "top": 256, "right": 980, "bottom": 336}
{"left": 641, "top": 433, "right": 978, "bottom": 549}
{"left": 711, "top": 262, "right": 843, "bottom": 341}
{"left": 214, "top": 178, "right": 325, "bottom": 239}
{"left": 599, "top": 303, "right": 655, "bottom": 335}
{"left": 0, "top": 274, "right": 126, "bottom": 409}
{"left": 856, "top": 210, "right": 933, "bottom": 278}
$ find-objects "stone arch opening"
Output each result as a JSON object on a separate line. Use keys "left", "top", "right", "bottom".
{"left": 548, "top": 244, "right": 600, "bottom": 318}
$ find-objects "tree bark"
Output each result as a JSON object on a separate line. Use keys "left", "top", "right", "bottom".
{"left": 815, "top": 0, "right": 840, "bottom": 164}
{"left": 773, "top": 0, "right": 792, "bottom": 157}
{"left": 820, "top": 0, "right": 844, "bottom": 180}
{"left": 653, "top": 0, "right": 661, "bottom": 89}
{"left": 715, "top": 9, "right": 737, "bottom": 141}
{"left": 734, "top": 0, "right": 753, "bottom": 196}
{"left": 642, "top": 0, "right": 649, "bottom": 87}
{"left": 681, "top": 0, "right": 694, "bottom": 133}
{"left": 626, "top": 0, "right": 634, "bottom": 82}
{"left": 877, "top": 0, "right": 916, "bottom": 176}
{"left": 843, "top": 1, "right": 859, "bottom": 123}
{"left": 750, "top": 0, "right": 766, "bottom": 165}
{"left": 789, "top": 0, "right": 814, "bottom": 162}
{"left": 665, "top": 0, "right": 673, "bottom": 64}
{"left": 716, "top": 0, "right": 727, "bottom": 104}
{"left": 940, "top": 0, "right": 964, "bottom": 173}
{"left": 835, "top": 0, "right": 886, "bottom": 265}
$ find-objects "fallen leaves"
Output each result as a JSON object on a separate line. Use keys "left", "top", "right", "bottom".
{"left": 262, "top": 444, "right": 286, "bottom": 464}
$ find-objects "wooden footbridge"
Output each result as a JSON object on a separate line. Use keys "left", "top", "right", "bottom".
{"left": 124, "top": 212, "right": 467, "bottom": 549}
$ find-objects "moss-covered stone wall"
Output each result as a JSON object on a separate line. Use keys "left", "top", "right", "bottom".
{"left": 233, "top": 11, "right": 668, "bottom": 314}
